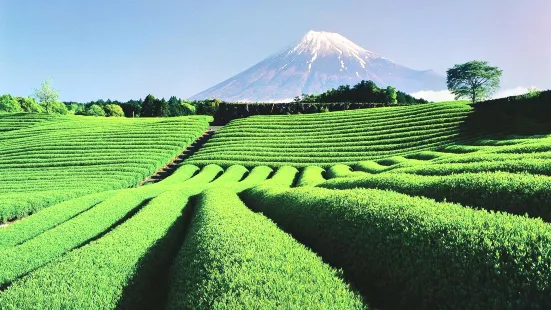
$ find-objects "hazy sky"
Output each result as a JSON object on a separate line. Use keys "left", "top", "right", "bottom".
{"left": 1, "top": 0, "right": 550, "bottom": 102}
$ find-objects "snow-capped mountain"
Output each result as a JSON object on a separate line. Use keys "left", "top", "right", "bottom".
{"left": 190, "top": 30, "right": 446, "bottom": 102}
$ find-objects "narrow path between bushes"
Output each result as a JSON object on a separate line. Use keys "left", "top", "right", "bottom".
{"left": 139, "top": 126, "right": 221, "bottom": 186}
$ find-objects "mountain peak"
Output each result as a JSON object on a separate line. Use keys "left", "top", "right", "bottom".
{"left": 302, "top": 30, "right": 340, "bottom": 40}
{"left": 189, "top": 31, "right": 446, "bottom": 102}
{"left": 294, "top": 30, "right": 375, "bottom": 58}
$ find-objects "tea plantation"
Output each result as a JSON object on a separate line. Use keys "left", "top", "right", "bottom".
{"left": 1, "top": 98, "right": 551, "bottom": 309}
{"left": 0, "top": 114, "right": 211, "bottom": 222}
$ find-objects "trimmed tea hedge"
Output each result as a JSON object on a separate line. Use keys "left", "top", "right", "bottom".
{"left": 243, "top": 185, "right": 551, "bottom": 309}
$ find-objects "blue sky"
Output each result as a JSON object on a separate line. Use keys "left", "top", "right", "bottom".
{"left": 1, "top": 0, "right": 550, "bottom": 102}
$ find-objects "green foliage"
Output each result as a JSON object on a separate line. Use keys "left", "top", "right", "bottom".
{"left": 187, "top": 102, "right": 473, "bottom": 167}
{"left": 33, "top": 80, "right": 66, "bottom": 114}
{"left": 166, "top": 187, "right": 366, "bottom": 309}
{"left": 243, "top": 185, "right": 551, "bottom": 309}
{"left": 300, "top": 80, "right": 426, "bottom": 104}
{"left": 0, "top": 114, "right": 210, "bottom": 222}
{"left": 3, "top": 92, "right": 551, "bottom": 309}
{"left": 0, "top": 165, "right": 217, "bottom": 309}
{"left": 0, "top": 191, "right": 116, "bottom": 250}
{"left": 260, "top": 165, "right": 298, "bottom": 187}
{"left": 65, "top": 103, "right": 81, "bottom": 115}
{"left": 16, "top": 97, "right": 43, "bottom": 113}
{"left": 181, "top": 101, "right": 196, "bottom": 115}
{"left": 0, "top": 94, "right": 22, "bottom": 113}
{"left": 167, "top": 96, "right": 180, "bottom": 115}
{"left": 193, "top": 98, "right": 221, "bottom": 116}
{"left": 295, "top": 166, "right": 326, "bottom": 187}
{"left": 447, "top": 60, "right": 503, "bottom": 103}
{"left": 158, "top": 98, "right": 169, "bottom": 117}
{"left": 385, "top": 86, "right": 397, "bottom": 104}
{"left": 140, "top": 95, "right": 171, "bottom": 117}
{"left": 326, "top": 164, "right": 367, "bottom": 178}
{"left": 104, "top": 103, "right": 124, "bottom": 117}
{"left": 228, "top": 165, "right": 273, "bottom": 192}
{"left": 517, "top": 87, "right": 542, "bottom": 100}
{"left": 0, "top": 188, "right": 160, "bottom": 287}
{"left": 49, "top": 100, "right": 69, "bottom": 114}
{"left": 140, "top": 94, "right": 157, "bottom": 117}
{"left": 167, "top": 96, "right": 197, "bottom": 116}
{"left": 64, "top": 96, "right": 200, "bottom": 118}
{"left": 85, "top": 104, "right": 106, "bottom": 116}
{"left": 321, "top": 171, "right": 551, "bottom": 221}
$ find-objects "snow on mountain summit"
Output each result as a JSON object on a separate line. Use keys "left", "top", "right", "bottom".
{"left": 190, "top": 31, "right": 446, "bottom": 102}
{"left": 293, "top": 30, "right": 377, "bottom": 59}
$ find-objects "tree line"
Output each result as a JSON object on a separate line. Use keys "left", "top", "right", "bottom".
{"left": 68, "top": 96, "right": 221, "bottom": 118}
{"left": 0, "top": 81, "right": 68, "bottom": 114}
{"left": 296, "top": 80, "right": 428, "bottom": 105}
{"left": 1, "top": 60, "right": 521, "bottom": 117}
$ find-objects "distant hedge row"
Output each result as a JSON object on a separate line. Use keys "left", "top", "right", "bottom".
{"left": 211, "top": 101, "right": 417, "bottom": 125}
{"left": 464, "top": 90, "right": 551, "bottom": 135}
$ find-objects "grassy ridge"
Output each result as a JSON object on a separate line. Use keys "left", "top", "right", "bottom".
{"left": 187, "top": 102, "right": 474, "bottom": 167}
{"left": 243, "top": 185, "right": 551, "bottom": 309}
{"left": 166, "top": 187, "right": 366, "bottom": 309}
{"left": 0, "top": 114, "right": 211, "bottom": 222}
{"left": 295, "top": 166, "right": 326, "bottom": 187}
{"left": 0, "top": 165, "right": 199, "bottom": 251}
{"left": 0, "top": 165, "right": 224, "bottom": 309}
{"left": 320, "top": 171, "right": 551, "bottom": 221}
{"left": 3, "top": 97, "right": 551, "bottom": 309}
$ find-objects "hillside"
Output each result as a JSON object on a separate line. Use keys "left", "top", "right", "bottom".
{"left": 2, "top": 95, "right": 551, "bottom": 309}
{"left": 187, "top": 102, "right": 475, "bottom": 167}
{"left": 0, "top": 113, "right": 211, "bottom": 222}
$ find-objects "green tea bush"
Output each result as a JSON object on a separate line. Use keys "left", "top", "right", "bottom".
{"left": 165, "top": 187, "right": 366, "bottom": 309}
{"left": 321, "top": 171, "right": 551, "bottom": 221}
{"left": 0, "top": 115, "right": 210, "bottom": 222}
{"left": 243, "top": 186, "right": 551, "bottom": 309}
{"left": 0, "top": 164, "right": 224, "bottom": 309}
{"left": 295, "top": 166, "right": 326, "bottom": 187}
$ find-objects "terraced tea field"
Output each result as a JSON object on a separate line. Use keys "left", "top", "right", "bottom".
{"left": 187, "top": 102, "right": 475, "bottom": 167}
{"left": 2, "top": 99, "right": 551, "bottom": 309}
{"left": 0, "top": 114, "right": 211, "bottom": 222}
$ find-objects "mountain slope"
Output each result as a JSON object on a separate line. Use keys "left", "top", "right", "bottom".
{"left": 190, "top": 31, "right": 446, "bottom": 102}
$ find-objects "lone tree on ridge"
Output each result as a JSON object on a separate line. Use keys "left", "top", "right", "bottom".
{"left": 446, "top": 61, "right": 502, "bottom": 103}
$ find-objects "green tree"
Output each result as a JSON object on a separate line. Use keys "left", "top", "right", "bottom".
{"left": 0, "top": 94, "right": 22, "bottom": 112}
{"left": 140, "top": 94, "right": 156, "bottom": 117}
{"left": 34, "top": 80, "right": 63, "bottom": 113}
{"left": 50, "top": 101, "right": 68, "bottom": 114}
{"left": 67, "top": 103, "right": 85, "bottom": 115}
{"left": 385, "top": 86, "right": 398, "bottom": 104}
{"left": 519, "top": 87, "right": 542, "bottom": 99}
{"left": 446, "top": 61, "right": 503, "bottom": 103}
{"left": 16, "top": 97, "right": 43, "bottom": 113}
{"left": 167, "top": 96, "right": 181, "bottom": 116}
{"left": 104, "top": 104, "right": 124, "bottom": 117}
{"left": 156, "top": 98, "right": 169, "bottom": 117}
{"left": 181, "top": 101, "right": 196, "bottom": 115}
{"left": 86, "top": 104, "right": 106, "bottom": 116}
{"left": 169, "top": 97, "right": 196, "bottom": 116}
{"left": 194, "top": 99, "right": 221, "bottom": 116}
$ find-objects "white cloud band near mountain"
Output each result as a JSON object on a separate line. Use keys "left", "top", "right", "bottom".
{"left": 411, "top": 86, "right": 539, "bottom": 102}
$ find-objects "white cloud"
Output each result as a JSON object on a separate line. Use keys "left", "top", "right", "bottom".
{"left": 410, "top": 90, "right": 455, "bottom": 102}
{"left": 411, "top": 86, "right": 538, "bottom": 102}
{"left": 494, "top": 86, "right": 537, "bottom": 98}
